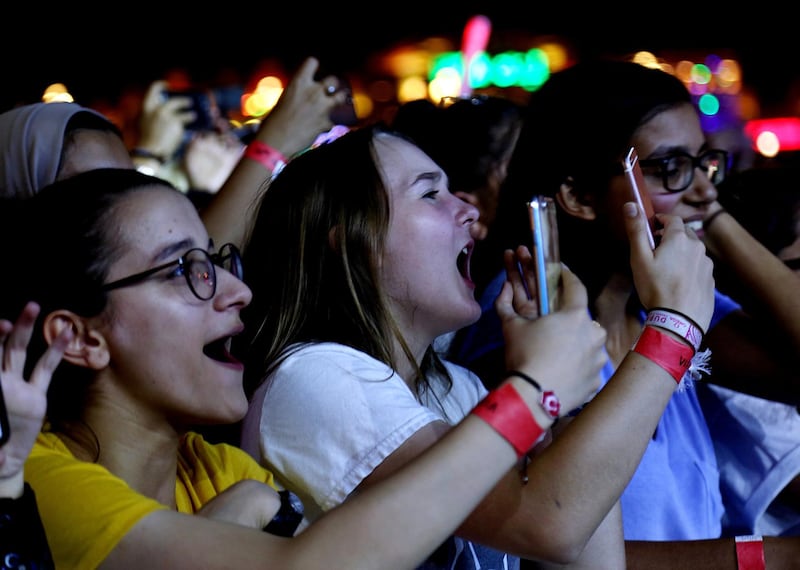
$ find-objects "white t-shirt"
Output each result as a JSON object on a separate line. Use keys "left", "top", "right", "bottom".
{"left": 241, "top": 342, "right": 487, "bottom": 522}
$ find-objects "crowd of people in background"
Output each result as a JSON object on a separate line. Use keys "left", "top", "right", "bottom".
{"left": 1, "top": 50, "right": 800, "bottom": 570}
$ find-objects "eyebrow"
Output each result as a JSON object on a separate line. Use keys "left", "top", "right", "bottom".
{"left": 412, "top": 171, "right": 443, "bottom": 185}
{"left": 645, "top": 142, "right": 710, "bottom": 159}
{"left": 151, "top": 237, "right": 209, "bottom": 263}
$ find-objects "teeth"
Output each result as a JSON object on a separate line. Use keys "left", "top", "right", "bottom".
{"left": 462, "top": 247, "right": 468, "bottom": 255}
{"left": 686, "top": 220, "right": 703, "bottom": 232}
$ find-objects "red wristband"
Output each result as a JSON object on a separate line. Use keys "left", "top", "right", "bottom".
{"left": 471, "top": 383, "right": 545, "bottom": 459}
{"left": 735, "top": 535, "right": 765, "bottom": 570}
{"left": 632, "top": 326, "right": 694, "bottom": 384}
{"left": 244, "top": 140, "right": 287, "bottom": 173}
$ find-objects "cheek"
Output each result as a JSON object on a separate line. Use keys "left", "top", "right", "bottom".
{"left": 650, "top": 193, "right": 682, "bottom": 214}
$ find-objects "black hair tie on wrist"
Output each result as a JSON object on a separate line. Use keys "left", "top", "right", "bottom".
{"left": 263, "top": 489, "right": 304, "bottom": 537}
{"left": 702, "top": 209, "right": 727, "bottom": 231}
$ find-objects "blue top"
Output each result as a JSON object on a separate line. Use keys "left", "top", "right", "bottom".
{"left": 451, "top": 271, "right": 738, "bottom": 540}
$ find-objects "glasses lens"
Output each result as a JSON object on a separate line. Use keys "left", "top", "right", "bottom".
{"left": 217, "top": 243, "right": 244, "bottom": 281}
{"left": 664, "top": 155, "right": 692, "bottom": 192}
{"left": 186, "top": 250, "right": 215, "bottom": 300}
{"left": 703, "top": 151, "right": 727, "bottom": 185}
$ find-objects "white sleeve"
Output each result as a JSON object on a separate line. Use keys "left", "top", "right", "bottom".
{"left": 244, "top": 344, "right": 441, "bottom": 520}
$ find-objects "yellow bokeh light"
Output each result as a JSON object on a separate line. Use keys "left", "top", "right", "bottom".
{"left": 352, "top": 92, "right": 373, "bottom": 119}
{"left": 631, "top": 51, "right": 659, "bottom": 69}
{"left": 42, "top": 83, "right": 73, "bottom": 103}
{"left": 755, "top": 131, "right": 780, "bottom": 157}
{"left": 397, "top": 76, "right": 429, "bottom": 103}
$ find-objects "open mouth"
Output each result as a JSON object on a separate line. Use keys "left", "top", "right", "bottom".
{"left": 457, "top": 244, "right": 473, "bottom": 282}
{"left": 686, "top": 219, "right": 703, "bottom": 233}
{"left": 203, "top": 336, "right": 241, "bottom": 365}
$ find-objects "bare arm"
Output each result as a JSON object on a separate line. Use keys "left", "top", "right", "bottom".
{"left": 360, "top": 204, "right": 714, "bottom": 563}
{"left": 102, "top": 378, "right": 556, "bottom": 570}
{"left": 201, "top": 57, "right": 350, "bottom": 248}
{"left": 702, "top": 208, "right": 800, "bottom": 402}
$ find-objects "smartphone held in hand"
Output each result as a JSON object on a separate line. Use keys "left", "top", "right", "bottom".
{"left": 527, "top": 196, "right": 561, "bottom": 315}
{"left": 622, "top": 147, "right": 657, "bottom": 250}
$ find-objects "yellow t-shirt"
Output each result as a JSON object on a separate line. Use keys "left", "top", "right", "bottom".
{"left": 26, "top": 431, "right": 278, "bottom": 570}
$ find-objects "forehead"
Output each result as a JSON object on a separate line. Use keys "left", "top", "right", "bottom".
{"left": 111, "top": 186, "right": 207, "bottom": 253}
{"left": 373, "top": 134, "right": 443, "bottom": 191}
{"left": 630, "top": 104, "right": 706, "bottom": 156}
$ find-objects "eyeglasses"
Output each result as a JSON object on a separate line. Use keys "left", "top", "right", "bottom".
{"left": 637, "top": 149, "right": 729, "bottom": 193}
{"left": 438, "top": 94, "right": 489, "bottom": 108}
{"left": 102, "top": 243, "right": 243, "bottom": 301}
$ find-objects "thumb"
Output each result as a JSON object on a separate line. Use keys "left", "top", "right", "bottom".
{"left": 624, "top": 201, "right": 654, "bottom": 260}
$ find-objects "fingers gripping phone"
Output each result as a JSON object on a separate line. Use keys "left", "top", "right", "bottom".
{"left": 527, "top": 196, "right": 561, "bottom": 315}
{"left": 622, "top": 147, "right": 657, "bottom": 250}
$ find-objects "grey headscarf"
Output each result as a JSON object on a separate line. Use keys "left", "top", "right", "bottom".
{"left": 0, "top": 102, "right": 117, "bottom": 198}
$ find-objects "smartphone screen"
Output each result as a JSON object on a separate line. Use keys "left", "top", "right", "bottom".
{"left": 527, "top": 196, "right": 561, "bottom": 315}
{"left": 0, "top": 378, "right": 10, "bottom": 446}
{"left": 622, "top": 147, "right": 657, "bottom": 250}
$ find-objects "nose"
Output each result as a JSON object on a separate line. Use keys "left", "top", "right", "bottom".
{"left": 215, "top": 269, "right": 253, "bottom": 309}
{"left": 683, "top": 165, "right": 718, "bottom": 205}
{"left": 454, "top": 192, "right": 481, "bottom": 227}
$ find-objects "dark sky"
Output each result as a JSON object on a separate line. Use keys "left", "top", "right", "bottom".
{"left": 3, "top": 8, "right": 795, "bottom": 115}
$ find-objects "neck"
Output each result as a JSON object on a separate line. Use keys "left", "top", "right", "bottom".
{"left": 69, "top": 406, "right": 182, "bottom": 508}
{"left": 594, "top": 272, "right": 643, "bottom": 367}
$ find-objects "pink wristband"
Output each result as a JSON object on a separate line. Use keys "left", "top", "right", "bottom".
{"left": 244, "top": 140, "right": 287, "bottom": 173}
{"left": 735, "top": 535, "right": 765, "bottom": 570}
{"left": 632, "top": 326, "right": 694, "bottom": 384}
{"left": 645, "top": 308, "right": 703, "bottom": 352}
{"left": 471, "top": 383, "right": 545, "bottom": 459}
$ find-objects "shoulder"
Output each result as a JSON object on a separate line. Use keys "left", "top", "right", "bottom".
{"left": 179, "top": 433, "right": 278, "bottom": 491}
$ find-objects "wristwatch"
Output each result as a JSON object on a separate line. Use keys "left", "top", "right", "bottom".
{"left": 263, "top": 489, "right": 304, "bottom": 537}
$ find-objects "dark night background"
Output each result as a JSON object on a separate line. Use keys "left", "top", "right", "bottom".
{"left": 2, "top": 7, "right": 797, "bottom": 116}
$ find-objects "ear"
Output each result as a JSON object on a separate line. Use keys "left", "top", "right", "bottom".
{"left": 327, "top": 226, "right": 340, "bottom": 253}
{"left": 555, "top": 177, "right": 596, "bottom": 221}
{"left": 42, "top": 311, "right": 110, "bottom": 370}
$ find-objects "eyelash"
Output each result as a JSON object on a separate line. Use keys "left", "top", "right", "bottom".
{"left": 423, "top": 189, "right": 440, "bottom": 199}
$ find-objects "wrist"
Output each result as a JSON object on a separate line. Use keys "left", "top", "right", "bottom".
{"left": 130, "top": 147, "right": 167, "bottom": 164}
{"left": 632, "top": 325, "right": 695, "bottom": 384}
{"left": 472, "top": 382, "right": 548, "bottom": 458}
{"left": 504, "top": 370, "right": 561, "bottom": 420}
{"left": 0, "top": 472, "right": 25, "bottom": 500}
{"left": 644, "top": 307, "right": 705, "bottom": 352}
{"left": 244, "top": 140, "right": 287, "bottom": 174}
{"left": 735, "top": 535, "right": 765, "bottom": 570}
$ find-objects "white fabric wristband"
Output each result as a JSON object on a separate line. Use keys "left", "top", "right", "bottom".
{"left": 645, "top": 308, "right": 703, "bottom": 352}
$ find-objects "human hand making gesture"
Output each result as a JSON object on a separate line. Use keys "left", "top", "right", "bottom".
{"left": 0, "top": 302, "right": 70, "bottom": 498}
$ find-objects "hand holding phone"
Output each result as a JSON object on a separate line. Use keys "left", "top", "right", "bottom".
{"left": 165, "top": 90, "right": 218, "bottom": 132}
{"left": 621, "top": 147, "right": 657, "bottom": 250}
{"left": 527, "top": 196, "right": 561, "bottom": 315}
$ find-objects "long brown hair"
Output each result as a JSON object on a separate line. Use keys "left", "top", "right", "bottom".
{"left": 238, "top": 124, "right": 452, "bottom": 403}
